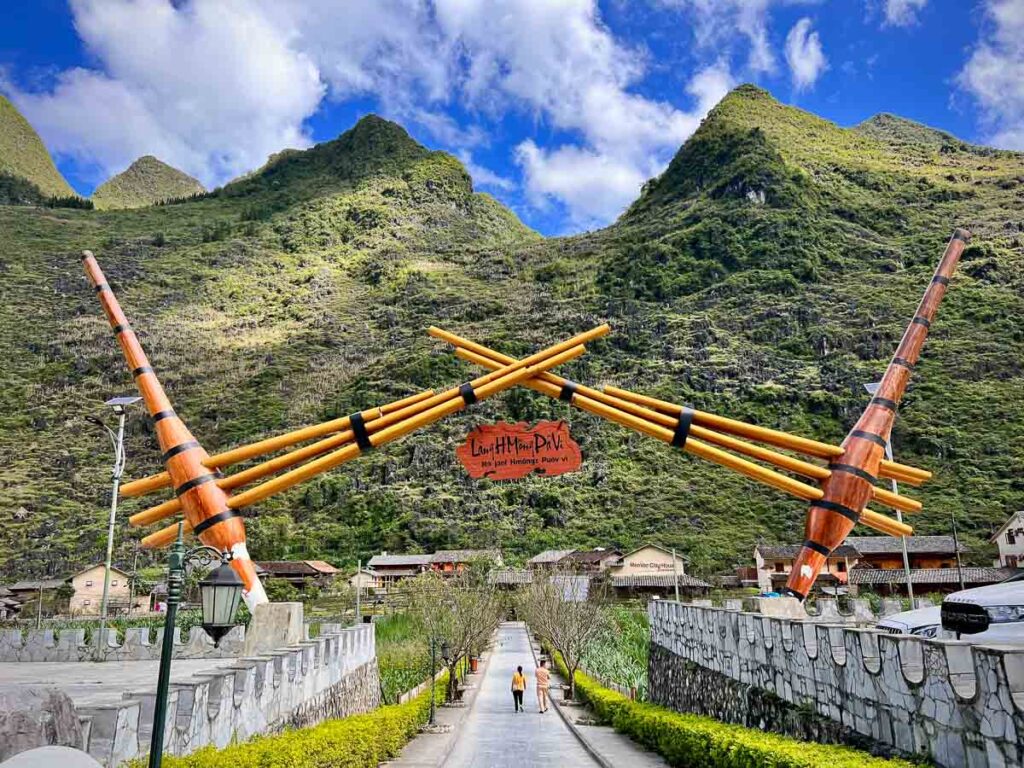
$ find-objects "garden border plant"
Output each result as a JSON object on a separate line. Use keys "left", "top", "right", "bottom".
{"left": 551, "top": 653, "right": 917, "bottom": 768}
{"left": 127, "top": 671, "right": 448, "bottom": 767}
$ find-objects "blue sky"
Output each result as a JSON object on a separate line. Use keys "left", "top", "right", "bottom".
{"left": 2, "top": 1, "right": 1021, "bottom": 235}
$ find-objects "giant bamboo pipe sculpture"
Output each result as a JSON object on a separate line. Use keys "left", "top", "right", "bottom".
{"left": 82, "top": 251, "right": 268, "bottom": 608}
{"left": 435, "top": 331, "right": 917, "bottom": 536}
{"left": 783, "top": 229, "right": 971, "bottom": 598}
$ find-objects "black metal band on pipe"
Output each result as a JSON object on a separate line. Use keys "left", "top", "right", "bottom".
{"left": 112, "top": 323, "right": 130, "bottom": 335}
{"left": 932, "top": 275, "right": 950, "bottom": 286}
{"left": 151, "top": 409, "right": 175, "bottom": 423}
{"left": 162, "top": 441, "right": 200, "bottom": 462}
{"left": 870, "top": 396, "right": 898, "bottom": 412}
{"left": 559, "top": 381, "right": 579, "bottom": 403}
{"left": 892, "top": 356, "right": 914, "bottom": 370}
{"left": 132, "top": 365, "right": 155, "bottom": 378}
{"left": 671, "top": 407, "right": 695, "bottom": 448}
{"left": 459, "top": 383, "right": 477, "bottom": 406}
{"left": 192, "top": 508, "right": 242, "bottom": 536}
{"left": 803, "top": 539, "right": 831, "bottom": 557}
{"left": 174, "top": 473, "right": 218, "bottom": 497}
{"left": 349, "top": 412, "right": 373, "bottom": 451}
{"left": 828, "top": 463, "right": 878, "bottom": 484}
{"left": 849, "top": 430, "right": 887, "bottom": 449}
{"left": 94, "top": 283, "right": 110, "bottom": 293}
{"left": 781, "top": 587, "right": 806, "bottom": 600}
{"left": 811, "top": 500, "right": 861, "bottom": 523}
{"left": 912, "top": 316, "right": 931, "bottom": 328}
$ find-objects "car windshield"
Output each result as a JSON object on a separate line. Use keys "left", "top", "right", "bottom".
{"left": 1000, "top": 571, "right": 1024, "bottom": 585}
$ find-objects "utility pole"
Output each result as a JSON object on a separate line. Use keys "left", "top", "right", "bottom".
{"left": 951, "top": 510, "right": 966, "bottom": 591}
{"left": 865, "top": 382, "right": 914, "bottom": 602}
{"left": 672, "top": 548, "right": 681, "bottom": 603}
{"left": 355, "top": 559, "right": 361, "bottom": 624}
{"left": 128, "top": 543, "right": 140, "bottom": 615}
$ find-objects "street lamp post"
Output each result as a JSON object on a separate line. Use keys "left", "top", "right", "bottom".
{"left": 149, "top": 523, "right": 243, "bottom": 768}
{"left": 88, "top": 395, "right": 140, "bottom": 660}
{"left": 428, "top": 637, "right": 438, "bottom": 725}
{"left": 865, "top": 382, "right": 914, "bottom": 602}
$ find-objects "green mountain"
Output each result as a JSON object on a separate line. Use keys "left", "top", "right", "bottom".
{"left": 0, "top": 93, "right": 76, "bottom": 201}
{"left": 91, "top": 155, "right": 205, "bottom": 210}
{"left": 1, "top": 87, "right": 1022, "bottom": 582}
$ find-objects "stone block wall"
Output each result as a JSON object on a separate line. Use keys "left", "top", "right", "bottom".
{"left": 648, "top": 600, "right": 1024, "bottom": 768}
{"left": 79, "top": 623, "right": 378, "bottom": 766}
{"left": 0, "top": 625, "right": 246, "bottom": 662}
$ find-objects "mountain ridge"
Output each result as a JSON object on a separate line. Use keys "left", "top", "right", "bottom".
{"left": 0, "top": 86, "right": 1021, "bottom": 582}
{"left": 91, "top": 155, "right": 206, "bottom": 210}
{"left": 0, "top": 93, "right": 76, "bottom": 200}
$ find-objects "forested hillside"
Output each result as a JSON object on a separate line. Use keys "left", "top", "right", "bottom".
{"left": 2, "top": 86, "right": 1022, "bottom": 579}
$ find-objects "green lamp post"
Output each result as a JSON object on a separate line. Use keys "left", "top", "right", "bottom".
{"left": 149, "top": 523, "right": 243, "bottom": 768}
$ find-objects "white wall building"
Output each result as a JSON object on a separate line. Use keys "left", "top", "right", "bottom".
{"left": 991, "top": 510, "right": 1024, "bottom": 568}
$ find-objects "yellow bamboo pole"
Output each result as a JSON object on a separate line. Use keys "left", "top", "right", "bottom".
{"left": 120, "top": 389, "right": 437, "bottom": 497}
{"left": 860, "top": 508, "right": 913, "bottom": 537}
{"left": 603, "top": 385, "right": 932, "bottom": 486}
{"left": 141, "top": 342, "right": 590, "bottom": 549}
{"left": 448, "top": 336, "right": 924, "bottom": 514}
{"left": 435, "top": 337, "right": 822, "bottom": 502}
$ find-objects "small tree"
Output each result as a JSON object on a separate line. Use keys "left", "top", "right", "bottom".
{"left": 517, "top": 569, "right": 608, "bottom": 699}
{"left": 404, "top": 569, "right": 504, "bottom": 701}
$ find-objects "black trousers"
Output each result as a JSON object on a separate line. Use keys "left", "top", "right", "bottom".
{"left": 513, "top": 690, "right": 524, "bottom": 710}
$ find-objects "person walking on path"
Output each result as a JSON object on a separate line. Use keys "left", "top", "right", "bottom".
{"left": 536, "top": 658, "right": 551, "bottom": 713}
{"left": 511, "top": 665, "right": 526, "bottom": 712}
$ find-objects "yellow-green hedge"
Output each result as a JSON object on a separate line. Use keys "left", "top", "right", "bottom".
{"left": 127, "top": 673, "right": 447, "bottom": 768}
{"left": 552, "top": 654, "right": 915, "bottom": 768}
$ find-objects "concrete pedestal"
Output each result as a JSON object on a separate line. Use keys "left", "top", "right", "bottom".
{"left": 751, "top": 596, "right": 807, "bottom": 619}
{"left": 243, "top": 602, "right": 304, "bottom": 656}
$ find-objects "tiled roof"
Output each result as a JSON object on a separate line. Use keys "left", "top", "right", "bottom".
{"left": 256, "top": 560, "right": 340, "bottom": 576}
{"left": 845, "top": 535, "right": 962, "bottom": 555}
{"left": 757, "top": 544, "right": 859, "bottom": 560}
{"left": 9, "top": 579, "right": 66, "bottom": 591}
{"left": 489, "top": 569, "right": 533, "bottom": 585}
{"left": 367, "top": 554, "right": 431, "bottom": 567}
{"left": 611, "top": 574, "right": 710, "bottom": 589}
{"left": 430, "top": 549, "right": 501, "bottom": 564}
{"left": 848, "top": 567, "right": 1013, "bottom": 586}
{"left": 528, "top": 549, "right": 576, "bottom": 565}
{"left": 565, "top": 548, "right": 622, "bottom": 564}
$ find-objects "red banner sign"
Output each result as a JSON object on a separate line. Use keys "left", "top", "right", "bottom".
{"left": 457, "top": 421, "right": 582, "bottom": 480}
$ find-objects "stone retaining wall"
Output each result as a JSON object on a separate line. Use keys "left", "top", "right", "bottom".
{"left": 648, "top": 600, "right": 1024, "bottom": 768}
{"left": 0, "top": 625, "right": 246, "bottom": 662}
{"left": 79, "top": 623, "right": 378, "bottom": 766}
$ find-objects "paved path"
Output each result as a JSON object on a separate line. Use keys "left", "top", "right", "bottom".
{"left": 441, "top": 623, "right": 597, "bottom": 768}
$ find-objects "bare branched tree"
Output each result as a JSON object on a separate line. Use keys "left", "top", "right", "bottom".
{"left": 404, "top": 568, "right": 504, "bottom": 701}
{"left": 517, "top": 569, "right": 608, "bottom": 699}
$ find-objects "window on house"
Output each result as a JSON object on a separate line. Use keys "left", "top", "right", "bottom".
{"left": 84, "top": 600, "right": 91, "bottom": 606}
{"left": 836, "top": 562, "right": 847, "bottom": 573}
{"left": 85, "top": 580, "right": 93, "bottom": 587}
{"left": 111, "top": 580, "right": 118, "bottom": 586}
{"left": 775, "top": 562, "right": 785, "bottom": 572}
{"left": 1008, "top": 531, "right": 1017, "bottom": 545}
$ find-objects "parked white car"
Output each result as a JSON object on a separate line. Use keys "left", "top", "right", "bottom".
{"left": 877, "top": 605, "right": 943, "bottom": 638}
{"left": 941, "top": 571, "right": 1024, "bottom": 643}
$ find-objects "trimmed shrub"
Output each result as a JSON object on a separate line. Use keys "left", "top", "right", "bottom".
{"left": 552, "top": 653, "right": 915, "bottom": 768}
{"left": 128, "top": 673, "right": 447, "bottom": 767}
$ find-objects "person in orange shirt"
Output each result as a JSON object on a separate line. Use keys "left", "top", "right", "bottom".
{"left": 535, "top": 659, "right": 551, "bottom": 713}
{"left": 511, "top": 666, "right": 526, "bottom": 712}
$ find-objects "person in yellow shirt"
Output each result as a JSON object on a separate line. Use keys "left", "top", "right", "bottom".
{"left": 511, "top": 666, "right": 526, "bottom": 712}
{"left": 535, "top": 659, "right": 551, "bottom": 713}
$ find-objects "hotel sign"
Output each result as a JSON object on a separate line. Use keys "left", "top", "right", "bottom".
{"left": 457, "top": 421, "right": 581, "bottom": 480}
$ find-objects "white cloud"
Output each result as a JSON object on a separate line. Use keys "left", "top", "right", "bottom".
{"left": 457, "top": 150, "right": 515, "bottom": 191}
{"left": 881, "top": 0, "right": 928, "bottom": 27}
{"left": 658, "top": 0, "right": 780, "bottom": 73}
{"left": 784, "top": 17, "right": 828, "bottom": 91}
{"left": 516, "top": 62, "right": 733, "bottom": 228}
{"left": 4, "top": 0, "right": 740, "bottom": 225}
{"left": 7, "top": 0, "right": 323, "bottom": 187}
{"left": 958, "top": 0, "right": 1024, "bottom": 150}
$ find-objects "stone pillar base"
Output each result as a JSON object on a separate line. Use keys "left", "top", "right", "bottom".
{"left": 243, "top": 602, "right": 304, "bottom": 656}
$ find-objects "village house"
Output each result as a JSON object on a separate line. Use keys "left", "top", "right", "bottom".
{"left": 430, "top": 549, "right": 502, "bottom": 574}
{"left": 990, "top": 510, "right": 1024, "bottom": 568}
{"left": 365, "top": 553, "right": 431, "bottom": 587}
{"left": 564, "top": 547, "right": 623, "bottom": 572}
{"left": 608, "top": 544, "right": 710, "bottom": 597}
{"left": 347, "top": 567, "right": 377, "bottom": 592}
{"left": 255, "top": 560, "right": 342, "bottom": 591}
{"left": 527, "top": 549, "right": 576, "bottom": 570}
{"left": 68, "top": 564, "right": 146, "bottom": 615}
{"left": 755, "top": 543, "right": 860, "bottom": 594}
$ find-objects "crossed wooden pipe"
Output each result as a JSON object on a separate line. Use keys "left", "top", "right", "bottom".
{"left": 125, "top": 326, "right": 610, "bottom": 548}
{"left": 429, "top": 328, "right": 925, "bottom": 541}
